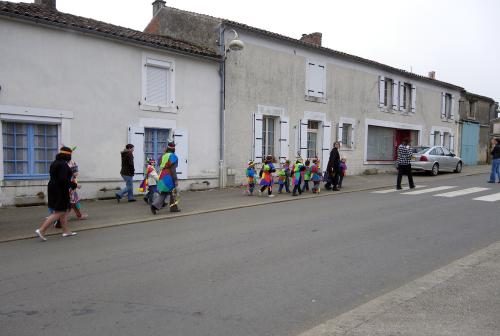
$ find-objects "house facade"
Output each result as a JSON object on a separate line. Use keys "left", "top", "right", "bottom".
{"left": 458, "top": 92, "right": 498, "bottom": 165}
{"left": 0, "top": 1, "right": 221, "bottom": 206}
{"left": 146, "top": 3, "right": 463, "bottom": 185}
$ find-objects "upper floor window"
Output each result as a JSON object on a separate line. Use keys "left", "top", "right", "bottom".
{"left": 468, "top": 101, "right": 476, "bottom": 119}
{"left": 306, "top": 60, "right": 326, "bottom": 100}
{"left": 2, "top": 122, "right": 58, "bottom": 179}
{"left": 402, "top": 83, "right": 412, "bottom": 111}
{"left": 142, "top": 56, "right": 175, "bottom": 110}
{"left": 384, "top": 78, "right": 393, "bottom": 107}
{"left": 445, "top": 93, "right": 452, "bottom": 119}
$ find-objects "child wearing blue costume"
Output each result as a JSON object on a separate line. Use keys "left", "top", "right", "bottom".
{"left": 245, "top": 161, "right": 256, "bottom": 195}
{"left": 151, "top": 141, "right": 180, "bottom": 214}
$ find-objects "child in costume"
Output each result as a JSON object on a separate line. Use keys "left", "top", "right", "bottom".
{"left": 68, "top": 160, "right": 87, "bottom": 220}
{"left": 338, "top": 157, "right": 347, "bottom": 189}
{"left": 311, "top": 158, "right": 322, "bottom": 193}
{"left": 245, "top": 161, "right": 256, "bottom": 195}
{"left": 291, "top": 157, "right": 305, "bottom": 196}
{"left": 142, "top": 158, "right": 159, "bottom": 205}
{"left": 278, "top": 160, "right": 291, "bottom": 194}
{"left": 259, "top": 155, "right": 276, "bottom": 197}
{"left": 302, "top": 159, "right": 311, "bottom": 192}
{"left": 277, "top": 168, "right": 287, "bottom": 194}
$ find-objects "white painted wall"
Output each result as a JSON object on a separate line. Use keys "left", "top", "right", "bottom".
{"left": 0, "top": 18, "right": 220, "bottom": 205}
{"left": 223, "top": 29, "right": 460, "bottom": 183}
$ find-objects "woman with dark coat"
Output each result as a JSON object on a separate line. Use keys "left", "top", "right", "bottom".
{"left": 325, "top": 141, "right": 341, "bottom": 191}
{"left": 35, "top": 146, "right": 77, "bottom": 241}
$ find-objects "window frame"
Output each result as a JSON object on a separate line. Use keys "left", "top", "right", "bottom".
{"left": 307, "top": 120, "right": 319, "bottom": 159}
{"left": 402, "top": 82, "right": 412, "bottom": 111}
{"left": 342, "top": 123, "right": 353, "bottom": 149}
{"left": 445, "top": 93, "right": 452, "bottom": 119}
{"left": 141, "top": 54, "right": 176, "bottom": 113}
{"left": 144, "top": 128, "right": 170, "bottom": 167}
{"left": 262, "top": 116, "right": 276, "bottom": 160}
{"left": 384, "top": 78, "right": 393, "bottom": 108}
{"left": 305, "top": 59, "right": 326, "bottom": 101}
{"left": 2, "top": 122, "right": 58, "bottom": 180}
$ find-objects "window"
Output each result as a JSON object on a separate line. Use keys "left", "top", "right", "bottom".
{"left": 342, "top": 123, "right": 353, "bottom": 149}
{"left": 2, "top": 122, "right": 58, "bottom": 178}
{"left": 367, "top": 126, "right": 394, "bottom": 161}
{"left": 143, "top": 57, "right": 173, "bottom": 108}
{"left": 403, "top": 83, "right": 412, "bottom": 111}
{"left": 468, "top": 101, "right": 476, "bottom": 119}
{"left": 442, "top": 147, "right": 451, "bottom": 156}
{"left": 434, "top": 132, "right": 441, "bottom": 146}
{"left": 384, "top": 78, "right": 393, "bottom": 107}
{"left": 443, "top": 132, "right": 451, "bottom": 149}
{"left": 445, "top": 93, "right": 452, "bottom": 119}
{"left": 430, "top": 147, "right": 444, "bottom": 156}
{"left": 307, "top": 120, "right": 319, "bottom": 159}
{"left": 144, "top": 128, "right": 170, "bottom": 166}
{"left": 306, "top": 60, "right": 326, "bottom": 99}
{"left": 262, "top": 116, "right": 275, "bottom": 159}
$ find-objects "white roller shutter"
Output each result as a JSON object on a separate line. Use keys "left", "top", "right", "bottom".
{"left": 279, "top": 116, "right": 290, "bottom": 163}
{"left": 322, "top": 121, "right": 332, "bottom": 167}
{"left": 392, "top": 80, "right": 399, "bottom": 110}
{"left": 173, "top": 129, "right": 188, "bottom": 179}
{"left": 254, "top": 114, "right": 263, "bottom": 163}
{"left": 379, "top": 76, "right": 385, "bottom": 107}
{"left": 399, "top": 82, "right": 405, "bottom": 110}
{"left": 450, "top": 94, "right": 455, "bottom": 120}
{"left": 411, "top": 84, "right": 416, "bottom": 113}
{"left": 429, "top": 131, "right": 435, "bottom": 146}
{"left": 299, "top": 119, "right": 308, "bottom": 159}
{"left": 127, "top": 126, "right": 145, "bottom": 181}
{"left": 146, "top": 65, "right": 168, "bottom": 106}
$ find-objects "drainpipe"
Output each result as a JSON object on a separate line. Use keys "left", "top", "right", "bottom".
{"left": 218, "top": 25, "right": 226, "bottom": 189}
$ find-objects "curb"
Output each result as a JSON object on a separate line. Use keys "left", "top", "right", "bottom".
{"left": 297, "top": 239, "right": 500, "bottom": 336}
{"left": 1, "top": 169, "right": 488, "bottom": 243}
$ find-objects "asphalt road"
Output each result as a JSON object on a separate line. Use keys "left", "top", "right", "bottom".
{"left": 1, "top": 173, "right": 499, "bottom": 336}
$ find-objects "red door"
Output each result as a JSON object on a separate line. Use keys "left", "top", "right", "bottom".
{"left": 394, "top": 129, "right": 411, "bottom": 160}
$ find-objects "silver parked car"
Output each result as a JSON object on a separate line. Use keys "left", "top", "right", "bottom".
{"left": 410, "top": 146, "right": 463, "bottom": 176}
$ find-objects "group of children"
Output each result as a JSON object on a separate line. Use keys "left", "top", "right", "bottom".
{"left": 245, "top": 155, "right": 347, "bottom": 197}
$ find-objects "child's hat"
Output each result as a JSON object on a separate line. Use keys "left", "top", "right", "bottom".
{"left": 247, "top": 160, "right": 255, "bottom": 167}
{"left": 285, "top": 159, "right": 291, "bottom": 164}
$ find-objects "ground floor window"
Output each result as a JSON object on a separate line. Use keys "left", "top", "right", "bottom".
{"left": 367, "top": 126, "right": 419, "bottom": 161}
{"left": 2, "top": 122, "right": 58, "bottom": 178}
{"left": 144, "top": 128, "right": 169, "bottom": 165}
{"left": 262, "top": 116, "right": 275, "bottom": 160}
{"left": 342, "top": 123, "right": 353, "bottom": 149}
{"left": 443, "top": 132, "right": 451, "bottom": 149}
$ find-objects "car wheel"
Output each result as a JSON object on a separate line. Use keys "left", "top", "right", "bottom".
{"left": 431, "top": 163, "right": 439, "bottom": 176}
{"left": 454, "top": 161, "right": 462, "bottom": 173}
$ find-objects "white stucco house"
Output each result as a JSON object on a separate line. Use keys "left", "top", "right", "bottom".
{"left": 0, "top": 0, "right": 221, "bottom": 206}
{"left": 145, "top": 1, "right": 464, "bottom": 186}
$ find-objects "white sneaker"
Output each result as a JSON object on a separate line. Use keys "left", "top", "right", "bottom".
{"left": 62, "top": 232, "right": 77, "bottom": 237}
{"left": 35, "top": 229, "right": 47, "bottom": 241}
{"left": 268, "top": 194, "right": 275, "bottom": 198}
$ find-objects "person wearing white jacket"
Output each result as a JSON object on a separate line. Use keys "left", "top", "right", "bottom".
{"left": 143, "top": 158, "right": 159, "bottom": 205}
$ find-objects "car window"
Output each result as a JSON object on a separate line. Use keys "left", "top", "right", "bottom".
{"left": 434, "top": 147, "right": 444, "bottom": 156}
{"left": 442, "top": 147, "right": 451, "bottom": 156}
{"left": 416, "top": 147, "right": 429, "bottom": 154}
{"left": 429, "top": 148, "right": 437, "bottom": 155}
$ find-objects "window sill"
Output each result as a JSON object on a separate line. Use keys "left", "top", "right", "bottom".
{"left": 379, "top": 107, "right": 397, "bottom": 114}
{"left": 139, "top": 103, "right": 177, "bottom": 114}
{"left": 305, "top": 96, "right": 326, "bottom": 104}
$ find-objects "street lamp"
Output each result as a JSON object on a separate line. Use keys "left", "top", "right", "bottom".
{"left": 218, "top": 28, "right": 244, "bottom": 188}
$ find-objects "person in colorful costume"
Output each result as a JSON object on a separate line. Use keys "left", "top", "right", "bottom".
{"left": 302, "top": 159, "right": 311, "bottom": 192}
{"left": 245, "top": 161, "right": 256, "bottom": 195}
{"left": 291, "top": 157, "right": 305, "bottom": 196}
{"left": 259, "top": 155, "right": 276, "bottom": 197}
{"left": 151, "top": 141, "right": 180, "bottom": 214}
{"left": 68, "top": 160, "right": 87, "bottom": 220}
{"left": 311, "top": 158, "right": 322, "bottom": 193}
{"left": 278, "top": 160, "right": 291, "bottom": 194}
{"left": 141, "top": 158, "right": 159, "bottom": 205}
{"left": 338, "top": 157, "right": 347, "bottom": 189}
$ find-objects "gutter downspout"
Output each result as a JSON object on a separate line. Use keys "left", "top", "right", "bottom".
{"left": 218, "top": 24, "right": 226, "bottom": 189}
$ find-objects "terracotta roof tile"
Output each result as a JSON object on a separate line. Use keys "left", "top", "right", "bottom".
{"left": 0, "top": 1, "right": 219, "bottom": 59}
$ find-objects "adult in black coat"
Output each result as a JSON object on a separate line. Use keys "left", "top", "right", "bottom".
{"left": 35, "top": 146, "right": 78, "bottom": 241}
{"left": 325, "top": 141, "right": 341, "bottom": 191}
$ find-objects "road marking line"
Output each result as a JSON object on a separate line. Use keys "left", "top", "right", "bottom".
{"left": 372, "top": 185, "right": 426, "bottom": 194}
{"left": 401, "top": 186, "right": 455, "bottom": 195}
{"left": 473, "top": 192, "right": 500, "bottom": 202}
{"left": 434, "top": 187, "right": 490, "bottom": 198}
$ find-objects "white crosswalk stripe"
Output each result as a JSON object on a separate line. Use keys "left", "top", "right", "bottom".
{"left": 473, "top": 192, "right": 500, "bottom": 202}
{"left": 434, "top": 187, "right": 490, "bottom": 198}
{"left": 401, "top": 186, "right": 456, "bottom": 195}
{"left": 372, "top": 185, "right": 426, "bottom": 194}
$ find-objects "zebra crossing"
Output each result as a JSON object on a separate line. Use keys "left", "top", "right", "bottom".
{"left": 371, "top": 185, "right": 500, "bottom": 203}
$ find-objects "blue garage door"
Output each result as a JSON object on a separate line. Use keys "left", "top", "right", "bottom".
{"left": 460, "top": 122, "right": 479, "bottom": 166}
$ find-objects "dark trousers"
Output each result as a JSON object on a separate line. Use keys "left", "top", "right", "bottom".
{"left": 144, "top": 185, "right": 157, "bottom": 205}
{"left": 338, "top": 174, "right": 344, "bottom": 188}
{"left": 325, "top": 172, "right": 340, "bottom": 189}
{"left": 278, "top": 182, "right": 290, "bottom": 193}
{"left": 260, "top": 185, "right": 272, "bottom": 195}
{"left": 292, "top": 177, "right": 302, "bottom": 194}
{"left": 302, "top": 180, "right": 310, "bottom": 192}
{"left": 152, "top": 191, "right": 178, "bottom": 212}
{"left": 397, "top": 164, "right": 415, "bottom": 189}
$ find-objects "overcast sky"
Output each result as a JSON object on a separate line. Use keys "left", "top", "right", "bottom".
{"left": 16, "top": 0, "right": 500, "bottom": 102}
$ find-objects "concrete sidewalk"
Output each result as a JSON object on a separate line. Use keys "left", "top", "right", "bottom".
{"left": 0, "top": 165, "right": 490, "bottom": 242}
{"left": 299, "top": 240, "right": 500, "bottom": 336}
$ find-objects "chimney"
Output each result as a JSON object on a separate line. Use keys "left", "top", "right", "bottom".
{"left": 300, "top": 32, "right": 322, "bottom": 46}
{"left": 152, "top": 0, "right": 166, "bottom": 17}
{"left": 428, "top": 71, "right": 436, "bottom": 79}
{"left": 34, "top": 0, "right": 56, "bottom": 10}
